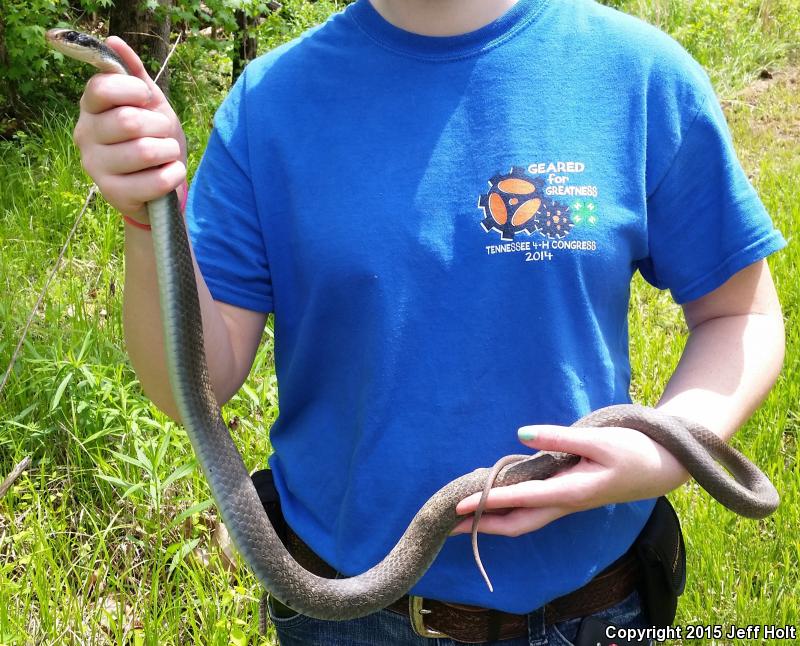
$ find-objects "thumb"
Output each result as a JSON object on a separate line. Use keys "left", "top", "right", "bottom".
{"left": 106, "top": 36, "right": 162, "bottom": 97}
{"left": 517, "top": 425, "right": 603, "bottom": 461}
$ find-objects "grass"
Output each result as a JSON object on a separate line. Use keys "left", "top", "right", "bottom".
{"left": 605, "top": 0, "right": 800, "bottom": 93}
{"left": 0, "top": 112, "right": 281, "bottom": 643}
{"left": 1, "top": 0, "right": 799, "bottom": 643}
{"left": 634, "top": 66, "right": 800, "bottom": 634}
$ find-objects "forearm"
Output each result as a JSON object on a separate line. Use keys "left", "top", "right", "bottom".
{"left": 122, "top": 220, "right": 240, "bottom": 421}
{"left": 69, "top": 37, "right": 262, "bottom": 420}
{"left": 455, "top": 304, "right": 785, "bottom": 535}
{"left": 456, "top": 263, "right": 785, "bottom": 535}
{"left": 656, "top": 310, "right": 785, "bottom": 441}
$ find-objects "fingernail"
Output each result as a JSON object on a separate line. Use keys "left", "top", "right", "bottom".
{"left": 518, "top": 427, "right": 538, "bottom": 441}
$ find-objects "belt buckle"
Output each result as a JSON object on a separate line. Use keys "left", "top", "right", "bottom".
{"left": 409, "top": 596, "right": 448, "bottom": 639}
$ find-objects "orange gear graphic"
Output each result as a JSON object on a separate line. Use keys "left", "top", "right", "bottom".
{"left": 479, "top": 168, "right": 544, "bottom": 241}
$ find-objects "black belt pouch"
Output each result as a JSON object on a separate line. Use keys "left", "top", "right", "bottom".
{"left": 634, "top": 496, "right": 686, "bottom": 627}
{"left": 251, "top": 468, "right": 289, "bottom": 546}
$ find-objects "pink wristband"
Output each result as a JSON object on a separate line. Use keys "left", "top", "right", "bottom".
{"left": 122, "top": 181, "right": 188, "bottom": 231}
{"left": 180, "top": 179, "right": 189, "bottom": 213}
{"left": 122, "top": 214, "right": 152, "bottom": 231}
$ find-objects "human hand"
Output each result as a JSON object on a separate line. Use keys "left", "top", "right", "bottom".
{"left": 72, "top": 37, "right": 187, "bottom": 221}
{"left": 452, "top": 424, "right": 691, "bottom": 536}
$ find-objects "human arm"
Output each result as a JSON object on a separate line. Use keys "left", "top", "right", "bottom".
{"left": 72, "top": 37, "right": 266, "bottom": 419}
{"left": 453, "top": 258, "right": 784, "bottom": 535}
{"left": 123, "top": 228, "right": 267, "bottom": 420}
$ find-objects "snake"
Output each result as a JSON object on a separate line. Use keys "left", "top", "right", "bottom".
{"left": 46, "top": 27, "right": 780, "bottom": 621}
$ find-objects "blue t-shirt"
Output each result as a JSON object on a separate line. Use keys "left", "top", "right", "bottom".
{"left": 187, "top": 0, "right": 785, "bottom": 613}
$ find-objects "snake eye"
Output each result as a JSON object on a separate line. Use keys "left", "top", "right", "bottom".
{"left": 64, "top": 31, "right": 79, "bottom": 42}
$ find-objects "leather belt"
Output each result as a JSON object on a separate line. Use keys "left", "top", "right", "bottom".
{"left": 280, "top": 525, "right": 642, "bottom": 643}
{"left": 389, "top": 549, "right": 640, "bottom": 642}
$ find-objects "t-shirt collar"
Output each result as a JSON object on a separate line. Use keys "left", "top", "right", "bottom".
{"left": 347, "top": 0, "right": 549, "bottom": 60}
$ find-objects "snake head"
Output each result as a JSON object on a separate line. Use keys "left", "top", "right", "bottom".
{"left": 45, "top": 28, "right": 129, "bottom": 74}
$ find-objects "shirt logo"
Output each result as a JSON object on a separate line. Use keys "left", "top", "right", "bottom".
{"left": 478, "top": 163, "right": 601, "bottom": 261}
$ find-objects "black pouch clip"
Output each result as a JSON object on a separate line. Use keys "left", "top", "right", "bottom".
{"left": 634, "top": 496, "right": 686, "bottom": 627}
{"left": 250, "top": 469, "right": 290, "bottom": 635}
{"left": 251, "top": 468, "right": 288, "bottom": 544}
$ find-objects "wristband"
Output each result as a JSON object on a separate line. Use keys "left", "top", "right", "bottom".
{"left": 122, "top": 214, "right": 152, "bottom": 231}
{"left": 180, "top": 179, "right": 189, "bottom": 213}
{"left": 121, "top": 181, "right": 189, "bottom": 232}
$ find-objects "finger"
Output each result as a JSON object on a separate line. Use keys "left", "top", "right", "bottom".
{"left": 470, "top": 506, "right": 566, "bottom": 537}
{"left": 455, "top": 465, "right": 578, "bottom": 515}
{"left": 105, "top": 36, "right": 162, "bottom": 95}
{"left": 451, "top": 517, "right": 473, "bottom": 535}
{"left": 517, "top": 425, "right": 610, "bottom": 461}
{"left": 458, "top": 483, "right": 547, "bottom": 514}
{"left": 80, "top": 73, "right": 153, "bottom": 114}
{"left": 79, "top": 105, "right": 174, "bottom": 145}
{"left": 457, "top": 468, "right": 607, "bottom": 514}
{"left": 91, "top": 137, "right": 182, "bottom": 176}
{"left": 101, "top": 160, "right": 186, "bottom": 207}
{"left": 456, "top": 491, "right": 485, "bottom": 515}
{"left": 452, "top": 508, "right": 516, "bottom": 535}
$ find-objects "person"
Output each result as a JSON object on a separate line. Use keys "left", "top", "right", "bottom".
{"left": 72, "top": 0, "right": 786, "bottom": 643}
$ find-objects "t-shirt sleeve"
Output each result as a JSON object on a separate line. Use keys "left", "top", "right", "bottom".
{"left": 637, "top": 87, "right": 786, "bottom": 304}
{"left": 186, "top": 71, "right": 274, "bottom": 313}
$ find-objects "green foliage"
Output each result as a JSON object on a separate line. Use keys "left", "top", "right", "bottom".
{"left": 2, "top": 0, "right": 69, "bottom": 117}
{"left": 628, "top": 65, "right": 800, "bottom": 629}
{"left": 1, "top": 114, "right": 278, "bottom": 642}
{"left": 600, "top": 0, "right": 800, "bottom": 92}
{"left": 170, "top": 0, "right": 272, "bottom": 33}
{"left": 2, "top": 0, "right": 62, "bottom": 89}
{"left": 1, "top": 0, "right": 350, "bottom": 129}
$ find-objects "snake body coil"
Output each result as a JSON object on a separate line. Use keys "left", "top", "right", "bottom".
{"left": 47, "top": 28, "right": 780, "bottom": 621}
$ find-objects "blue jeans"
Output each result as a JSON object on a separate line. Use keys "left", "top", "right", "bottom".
{"left": 268, "top": 589, "right": 653, "bottom": 645}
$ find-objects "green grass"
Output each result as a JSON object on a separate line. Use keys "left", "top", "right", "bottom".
{"left": 1, "top": 1, "right": 799, "bottom": 643}
{"left": 605, "top": 0, "right": 800, "bottom": 93}
{"left": 0, "top": 113, "right": 280, "bottom": 643}
{"left": 629, "top": 66, "right": 800, "bottom": 636}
